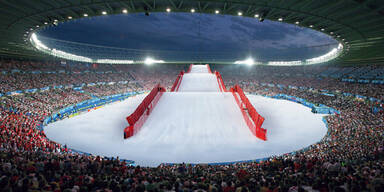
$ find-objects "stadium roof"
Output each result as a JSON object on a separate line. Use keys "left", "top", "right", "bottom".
{"left": 1, "top": 0, "right": 384, "bottom": 65}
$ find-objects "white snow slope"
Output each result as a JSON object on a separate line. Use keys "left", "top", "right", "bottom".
{"left": 44, "top": 65, "right": 328, "bottom": 166}
{"left": 178, "top": 73, "right": 220, "bottom": 92}
{"left": 189, "top": 64, "right": 209, "bottom": 73}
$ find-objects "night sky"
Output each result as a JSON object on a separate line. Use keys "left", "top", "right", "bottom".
{"left": 39, "top": 13, "right": 337, "bottom": 61}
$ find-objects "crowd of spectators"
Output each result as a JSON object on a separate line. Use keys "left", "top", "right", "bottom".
{"left": 0, "top": 61, "right": 383, "bottom": 191}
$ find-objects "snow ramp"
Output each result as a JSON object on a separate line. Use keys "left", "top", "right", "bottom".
{"left": 124, "top": 64, "right": 266, "bottom": 141}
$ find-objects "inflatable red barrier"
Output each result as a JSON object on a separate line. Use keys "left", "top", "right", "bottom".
{"left": 124, "top": 84, "right": 166, "bottom": 138}
{"left": 215, "top": 71, "right": 227, "bottom": 92}
{"left": 187, "top": 64, "right": 193, "bottom": 73}
{"left": 206, "top": 64, "right": 212, "bottom": 73}
{"left": 170, "top": 71, "right": 184, "bottom": 92}
{"left": 231, "top": 85, "right": 267, "bottom": 141}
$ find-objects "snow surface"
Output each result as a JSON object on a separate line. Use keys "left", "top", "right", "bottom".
{"left": 178, "top": 73, "right": 220, "bottom": 92}
{"left": 189, "top": 64, "right": 209, "bottom": 73}
{"left": 44, "top": 94, "right": 327, "bottom": 167}
{"left": 44, "top": 65, "right": 327, "bottom": 166}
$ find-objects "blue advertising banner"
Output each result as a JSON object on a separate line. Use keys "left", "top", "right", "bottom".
{"left": 25, "top": 88, "right": 38, "bottom": 93}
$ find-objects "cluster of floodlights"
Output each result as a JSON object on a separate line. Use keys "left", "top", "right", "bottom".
{"left": 30, "top": 33, "right": 164, "bottom": 65}
{"left": 234, "top": 43, "right": 343, "bottom": 66}
{"left": 31, "top": 32, "right": 343, "bottom": 66}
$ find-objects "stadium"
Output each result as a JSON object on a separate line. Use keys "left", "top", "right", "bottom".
{"left": 0, "top": 0, "right": 384, "bottom": 191}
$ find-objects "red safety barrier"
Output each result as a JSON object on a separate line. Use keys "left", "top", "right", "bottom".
{"left": 231, "top": 85, "right": 267, "bottom": 141}
{"left": 124, "top": 84, "right": 166, "bottom": 138}
{"left": 215, "top": 71, "right": 227, "bottom": 92}
{"left": 206, "top": 64, "right": 212, "bottom": 73}
{"left": 170, "top": 71, "right": 184, "bottom": 92}
{"left": 176, "top": 74, "right": 183, "bottom": 91}
{"left": 187, "top": 64, "right": 193, "bottom": 73}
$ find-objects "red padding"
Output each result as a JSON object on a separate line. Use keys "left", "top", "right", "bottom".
{"left": 206, "top": 64, "right": 212, "bottom": 73}
{"left": 124, "top": 84, "right": 166, "bottom": 138}
{"left": 170, "top": 71, "right": 184, "bottom": 92}
{"left": 231, "top": 85, "right": 267, "bottom": 141}
{"left": 215, "top": 71, "right": 227, "bottom": 92}
{"left": 175, "top": 74, "right": 183, "bottom": 91}
{"left": 187, "top": 64, "right": 193, "bottom": 73}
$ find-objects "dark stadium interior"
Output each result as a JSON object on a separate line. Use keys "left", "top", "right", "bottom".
{"left": 1, "top": 1, "right": 384, "bottom": 192}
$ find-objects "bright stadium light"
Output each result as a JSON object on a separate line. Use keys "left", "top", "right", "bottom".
{"left": 83, "top": 13, "right": 88, "bottom": 17}
{"left": 68, "top": 16, "right": 72, "bottom": 19}
{"left": 215, "top": 10, "right": 220, "bottom": 14}
{"left": 44, "top": 22, "right": 48, "bottom": 25}
{"left": 102, "top": 11, "right": 107, "bottom": 15}
{"left": 122, "top": 9, "right": 128, "bottom": 14}
{"left": 166, "top": 8, "right": 171, "bottom": 12}
{"left": 234, "top": 58, "right": 259, "bottom": 66}
{"left": 254, "top": 14, "right": 259, "bottom": 18}
{"left": 31, "top": 33, "right": 51, "bottom": 51}
{"left": 295, "top": 21, "right": 300, "bottom": 25}
{"left": 144, "top": 57, "right": 165, "bottom": 65}
{"left": 321, "top": 28, "right": 325, "bottom": 31}
{"left": 244, "top": 58, "right": 254, "bottom": 65}
{"left": 306, "top": 44, "right": 343, "bottom": 65}
{"left": 191, "top": 8, "right": 195, "bottom": 13}
{"left": 309, "top": 25, "right": 313, "bottom": 28}
{"left": 238, "top": 12, "right": 243, "bottom": 16}
{"left": 278, "top": 18, "right": 283, "bottom": 21}
{"left": 30, "top": 33, "right": 93, "bottom": 63}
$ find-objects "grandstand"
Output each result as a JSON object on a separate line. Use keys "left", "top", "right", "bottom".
{"left": 1, "top": 1, "right": 384, "bottom": 192}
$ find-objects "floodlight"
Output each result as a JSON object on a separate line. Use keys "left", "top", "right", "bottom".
{"left": 54, "top": 19, "right": 58, "bottom": 22}
{"left": 36, "top": 25, "right": 39, "bottom": 27}
{"left": 191, "top": 8, "right": 195, "bottom": 13}
{"left": 238, "top": 12, "right": 242, "bottom": 16}
{"left": 83, "top": 13, "right": 88, "bottom": 17}
{"left": 215, "top": 10, "right": 220, "bottom": 14}
{"left": 166, "top": 8, "right": 171, "bottom": 12}
{"left": 68, "top": 16, "right": 72, "bottom": 19}
{"left": 144, "top": 58, "right": 164, "bottom": 65}
{"left": 44, "top": 22, "right": 48, "bottom": 25}
{"left": 122, "top": 9, "right": 128, "bottom": 14}
{"left": 278, "top": 18, "right": 283, "bottom": 21}
{"left": 254, "top": 14, "right": 259, "bottom": 18}
{"left": 144, "top": 58, "right": 154, "bottom": 65}
{"left": 244, "top": 58, "right": 254, "bottom": 65}
{"left": 102, "top": 11, "right": 107, "bottom": 15}
{"left": 321, "top": 28, "right": 325, "bottom": 31}
{"left": 234, "top": 58, "right": 256, "bottom": 65}
{"left": 295, "top": 21, "right": 300, "bottom": 24}
{"left": 309, "top": 25, "right": 313, "bottom": 28}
